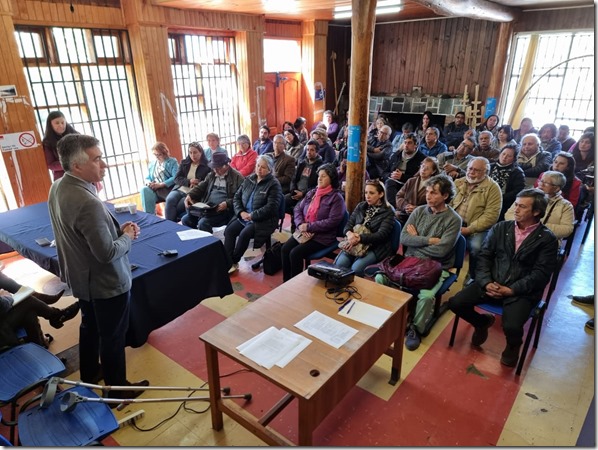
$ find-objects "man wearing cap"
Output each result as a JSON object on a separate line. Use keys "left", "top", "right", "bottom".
{"left": 230, "top": 134, "right": 258, "bottom": 177}
{"left": 181, "top": 152, "right": 244, "bottom": 232}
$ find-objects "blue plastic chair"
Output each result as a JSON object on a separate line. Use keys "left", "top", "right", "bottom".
{"left": 390, "top": 219, "right": 402, "bottom": 254}
{"left": 304, "top": 210, "right": 350, "bottom": 266}
{"left": 0, "top": 343, "right": 65, "bottom": 443}
{"left": 0, "top": 411, "right": 12, "bottom": 446}
{"left": 18, "top": 385, "right": 119, "bottom": 446}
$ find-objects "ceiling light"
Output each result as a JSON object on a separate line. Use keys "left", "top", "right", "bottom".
{"left": 333, "top": 1, "right": 402, "bottom": 19}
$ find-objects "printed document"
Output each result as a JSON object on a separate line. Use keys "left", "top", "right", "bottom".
{"left": 294, "top": 310, "right": 358, "bottom": 349}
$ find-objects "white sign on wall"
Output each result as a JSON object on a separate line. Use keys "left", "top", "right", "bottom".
{"left": 0, "top": 132, "right": 38, "bottom": 152}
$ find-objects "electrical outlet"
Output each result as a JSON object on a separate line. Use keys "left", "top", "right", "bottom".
{"left": 117, "top": 409, "right": 145, "bottom": 429}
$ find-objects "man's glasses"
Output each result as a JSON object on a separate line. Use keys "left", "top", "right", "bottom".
{"left": 538, "top": 179, "right": 559, "bottom": 187}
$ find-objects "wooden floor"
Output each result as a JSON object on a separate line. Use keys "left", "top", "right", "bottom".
{"left": 0, "top": 218, "right": 594, "bottom": 446}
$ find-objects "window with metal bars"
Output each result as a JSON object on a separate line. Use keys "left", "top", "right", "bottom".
{"left": 15, "top": 25, "right": 147, "bottom": 201}
{"left": 169, "top": 33, "right": 241, "bottom": 157}
{"left": 502, "top": 31, "right": 594, "bottom": 140}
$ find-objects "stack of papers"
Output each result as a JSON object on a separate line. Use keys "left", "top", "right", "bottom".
{"left": 295, "top": 311, "right": 358, "bottom": 349}
{"left": 237, "top": 327, "right": 312, "bottom": 369}
{"left": 177, "top": 229, "right": 212, "bottom": 241}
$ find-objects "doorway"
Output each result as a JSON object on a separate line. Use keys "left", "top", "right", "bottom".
{"left": 265, "top": 72, "right": 301, "bottom": 135}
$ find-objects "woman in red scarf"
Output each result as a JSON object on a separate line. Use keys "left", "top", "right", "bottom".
{"left": 281, "top": 164, "right": 346, "bottom": 282}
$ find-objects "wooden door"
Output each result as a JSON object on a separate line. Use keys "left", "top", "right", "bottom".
{"left": 265, "top": 72, "right": 301, "bottom": 135}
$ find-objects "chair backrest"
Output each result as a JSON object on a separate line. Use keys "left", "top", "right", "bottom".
{"left": 337, "top": 210, "right": 350, "bottom": 237}
{"left": 277, "top": 191, "right": 285, "bottom": 231}
{"left": 452, "top": 234, "right": 467, "bottom": 271}
{"left": 391, "top": 219, "right": 402, "bottom": 254}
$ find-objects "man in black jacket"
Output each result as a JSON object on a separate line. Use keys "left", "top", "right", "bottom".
{"left": 448, "top": 188, "right": 558, "bottom": 367}
{"left": 383, "top": 133, "right": 426, "bottom": 207}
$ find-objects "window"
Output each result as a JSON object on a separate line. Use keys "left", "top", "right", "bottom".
{"left": 263, "top": 39, "right": 301, "bottom": 73}
{"left": 502, "top": 31, "right": 594, "bottom": 140}
{"left": 169, "top": 34, "right": 241, "bottom": 156}
{"left": 15, "top": 26, "right": 147, "bottom": 201}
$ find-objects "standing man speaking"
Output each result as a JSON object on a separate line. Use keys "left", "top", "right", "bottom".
{"left": 48, "top": 134, "right": 149, "bottom": 399}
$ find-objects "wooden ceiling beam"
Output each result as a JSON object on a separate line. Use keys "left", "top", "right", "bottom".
{"left": 409, "top": 0, "right": 518, "bottom": 22}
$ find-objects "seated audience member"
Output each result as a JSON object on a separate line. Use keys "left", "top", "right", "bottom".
{"left": 366, "top": 124, "right": 393, "bottom": 179}
{"left": 415, "top": 111, "right": 436, "bottom": 144}
{"left": 312, "top": 110, "right": 340, "bottom": 143}
{"left": 253, "top": 126, "right": 274, "bottom": 155}
{"left": 334, "top": 180, "right": 395, "bottom": 276}
{"left": 506, "top": 171, "right": 574, "bottom": 242}
{"left": 379, "top": 174, "right": 461, "bottom": 351}
{"left": 0, "top": 287, "right": 79, "bottom": 349}
{"left": 437, "top": 137, "right": 476, "bottom": 180}
{"left": 284, "top": 128, "right": 303, "bottom": 160}
{"left": 448, "top": 188, "right": 558, "bottom": 367}
{"left": 395, "top": 157, "right": 440, "bottom": 224}
{"left": 472, "top": 130, "right": 500, "bottom": 162}
{"left": 443, "top": 111, "right": 470, "bottom": 149}
{"left": 281, "top": 164, "right": 346, "bottom": 282}
{"left": 271, "top": 134, "right": 296, "bottom": 194}
{"left": 513, "top": 117, "right": 537, "bottom": 143}
{"left": 476, "top": 114, "right": 500, "bottom": 139}
{"left": 570, "top": 132, "right": 595, "bottom": 176}
{"left": 140, "top": 142, "right": 179, "bottom": 214}
{"left": 298, "top": 129, "right": 335, "bottom": 165}
{"left": 418, "top": 127, "right": 447, "bottom": 158}
{"left": 230, "top": 134, "right": 258, "bottom": 177}
{"left": 181, "top": 152, "right": 244, "bottom": 232}
{"left": 391, "top": 122, "right": 414, "bottom": 154}
{"left": 205, "top": 132, "right": 227, "bottom": 162}
{"left": 42, "top": 110, "right": 80, "bottom": 181}
{"left": 165, "top": 142, "right": 210, "bottom": 222}
{"left": 494, "top": 125, "right": 518, "bottom": 151}
{"left": 294, "top": 117, "right": 309, "bottom": 145}
{"left": 285, "top": 140, "right": 323, "bottom": 230}
{"left": 517, "top": 133, "right": 553, "bottom": 188}
{"left": 335, "top": 125, "right": 349, "bottom": 163}
{"left": 558, "top": 125, "right": 577, "bottom": 153}
{"left": 384, "top": 132, "right": 426, "bottom": 203}
{"left": 450, "top": 157, "right": 502, "bottom": 284}
{"left": 337, "top": 157, "right": 370, "bottom": 197}
{"left": 367, "top": 116, "right": 390, "bottom": 146}
{"left": 224, "top": 155, "right": 282, "bottom": 274}
{"left": 489, "top": 144, "right": 525, "bottom": 221}
{"left": 534, "top": 151, "right": 581, "bottom": 209}
{"left": 539, "top": 123, "right": 563, "bottom": 157}
{"left": 282, "top": 121, "right": 294, "bottom": 133}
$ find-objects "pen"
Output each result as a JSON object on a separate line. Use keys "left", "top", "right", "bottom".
{"left": 338, "top": 299, "right": 351, "bottom": 312}
{"left": 346, "top": 301, "right": 355, "bottom": 314}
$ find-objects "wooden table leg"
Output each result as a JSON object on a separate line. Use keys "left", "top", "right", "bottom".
{"left": 204, "top": 342, "right": 223, "bottom": 430}
{"left": 297, "top": 399, "right": 315, "bottom": 446}
{"left": 389, "top": 306, "right": 407, "bottom": 385}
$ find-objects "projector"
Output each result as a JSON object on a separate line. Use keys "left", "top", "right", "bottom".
{"left": 307, "top": 261, "right": 355, "bottom": 287}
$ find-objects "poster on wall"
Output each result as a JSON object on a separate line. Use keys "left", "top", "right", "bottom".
{"left": 0, "top": 132, "right": 38, "bottom": 152}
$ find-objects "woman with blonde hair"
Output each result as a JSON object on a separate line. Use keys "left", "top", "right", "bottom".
{"left": 140, "top": 142, "right": 179, "bottom": 214}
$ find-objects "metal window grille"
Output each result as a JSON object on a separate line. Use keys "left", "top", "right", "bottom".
{"left": 169, "top": 34, "right": 241, "bottom": 157}
{"left": 15, "top": 26, "right": 147, "bottom": 200}
{"left": 502, "top": 31, "right": 594, "bottom": 139}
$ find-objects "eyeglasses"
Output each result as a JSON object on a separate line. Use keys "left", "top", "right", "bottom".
{"left": 538, "top": 179, "right": 559, "bottom": 187}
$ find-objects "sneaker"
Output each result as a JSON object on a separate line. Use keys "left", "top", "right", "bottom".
{"left": 500, "top": 344, "right": 521, "bottom": 367}
{"left": 49, "top": 302, "right": 80, "bottom": 329}
{"left": 585, "top": 318, "right": 594, "bottom": 330}
{"left": 471, "top": 313, "right": 495, "bottom": 347}
{"left": 228, "top": 263, "right": 239, "bottom": 274}
{"left": 571, "top": 295, "right": 595, "bottom": 306}
{"left": 375, "top": 273, "right": 389, "bottom": 286}
{"left": 405, "top": 326, "right": 421, "bottom": 351}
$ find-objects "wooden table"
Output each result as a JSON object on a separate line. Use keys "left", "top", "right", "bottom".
{"left": 199, "top": 272, "right": 412, "bottom": 446}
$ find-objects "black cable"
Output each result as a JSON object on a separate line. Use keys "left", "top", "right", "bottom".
{"left": 324, "top": 285, "right": 361, "bottom": 303}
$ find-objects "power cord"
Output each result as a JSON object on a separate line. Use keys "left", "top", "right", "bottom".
{"left": 325, "top": 285, "right": 361, "bottom": 303}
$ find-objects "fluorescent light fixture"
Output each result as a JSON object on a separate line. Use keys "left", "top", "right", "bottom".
{"left": 263, "top": 0, "right": 297, "bottom": 13}
{"left": 333, "top": 1, "right": 402, "bottom": 19}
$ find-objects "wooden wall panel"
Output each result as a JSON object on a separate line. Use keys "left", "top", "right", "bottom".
{"left": 371, "top": 17, "right": 500, "bottom": 101}
{"left": 11, "top": 0, "right": 124, "bottom": 28}
{"left": 235, "top": 30, "right": 264, "bottom": 141}
{"left": 513, "top": 6, "right": 594, "bottom": 33}
{"left": 265, "top": 19, "right": 302, "bottom": 38}
{"left": 301, "top": 20, "right": 328, "bottom": 129}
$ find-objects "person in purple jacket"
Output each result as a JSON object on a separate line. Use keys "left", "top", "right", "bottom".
{"left": 281, "top": 164, "right": 346, "bottom": 282}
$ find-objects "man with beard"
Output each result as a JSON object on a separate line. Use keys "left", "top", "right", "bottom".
{"left": 450, "top": 157, "right": 502, "bottom": 285}
{"left": 383, "top": 132, "right": 426, "bottom": 206}
{"left": 449, "top": 188, "right": 557, "bottom": 368}
{"left": 443, "top": 111, "right": 470, "bottom": 149}
{"left": 517, "top": 133, "right": 553, "bottom": 188}
{"left": 253, "top": 125, "right": 274, "bottom": 155}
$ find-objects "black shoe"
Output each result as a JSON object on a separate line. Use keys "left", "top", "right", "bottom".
{"left": 82, "top": 368, "right": 104, "bottom": 385}
{"left": 49, "top": 302, "right": 80, "bottom": 329}
{"left": 34, "top": 289, "right": 65, "bottom": 305}
{"left": 571, "top": 295, "right": 595, "bottom": 306}
{"left": 105, "top": 379, "right": 150, "bottom": 407}
{"left": 471, "top": 313, "right": 495, "bottom": 347}
{"left": 500, "top": 344, "right": 521, "bottom": 367}
{"left": 585, "top": 318, "right": 594, "bottom": 330}
{"left": 405, "top": 326, "right": 421, "bottom": 351}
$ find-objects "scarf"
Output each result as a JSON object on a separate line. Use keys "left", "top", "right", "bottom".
{"left": 490, "top": 163, "right": 513, "bottom": 193}
{"left": 306, "top": 185, "right": 333, "bottom": 223}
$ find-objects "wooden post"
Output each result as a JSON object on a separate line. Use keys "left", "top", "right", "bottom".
{"left": 345, "top": 0, "right": 378, "bottom": 213}
{"left": 486, "top": 22, "right": 513, "bottom": 114}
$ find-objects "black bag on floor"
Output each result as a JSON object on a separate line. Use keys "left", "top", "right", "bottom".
{"left": 263, "top": 241, "right": 283, "bottom": 275}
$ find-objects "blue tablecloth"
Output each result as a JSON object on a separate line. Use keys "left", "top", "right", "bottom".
{"left": 0, "top": 202, "right": 233, "bottom": 347}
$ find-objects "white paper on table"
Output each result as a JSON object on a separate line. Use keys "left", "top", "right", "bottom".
{"left": 294, "top": 310, "right": 358, "bottom": 349}
{"left": 12, "top": 286, "right": 35, "bottom": 306}
{"left": 237, "top": 326, "right": 305, "bottom": 369}
{"left": 338, "top": 299, "right": 392, "bottom": 329}
{"left": 276, "top": 328, "right": 312, "bottom": 368}
{"left": 177, "top": 229, "right": 212, "bottom": 241}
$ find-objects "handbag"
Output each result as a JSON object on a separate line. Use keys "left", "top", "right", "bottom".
{"left": 262, "top": 241, "right": 283, "bottom": 275}
{"left": 338, "top": 223, "right": 371, "bottom": 258}
{"left": 293, "top": 229, "right": 313, "bottom": 244}
{"left": 365, "top": 255, "right": 441, "bottom": 290}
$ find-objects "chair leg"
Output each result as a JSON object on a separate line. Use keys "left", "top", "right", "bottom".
{"left": 533, "top": 309, "right": 545, "bottom": 349}
{"left": 581, "top": 207, "right": 593, "bottom": 245}
{"left": 449, "top": 315, "right": 460, "bottom": 347}
{"left": 516, "top": 315, "right": 539, "bottom": 376}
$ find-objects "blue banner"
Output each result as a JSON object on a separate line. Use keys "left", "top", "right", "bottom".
{"left": 484, "top": 97, "right": 497, "bottom": 118}
{"left": 347, "top": 125, "right": 361, "bottom": 163}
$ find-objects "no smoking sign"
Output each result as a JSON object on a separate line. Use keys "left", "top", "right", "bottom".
{"left": 0, "top": 131, "right": 39, "bottom": 152}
